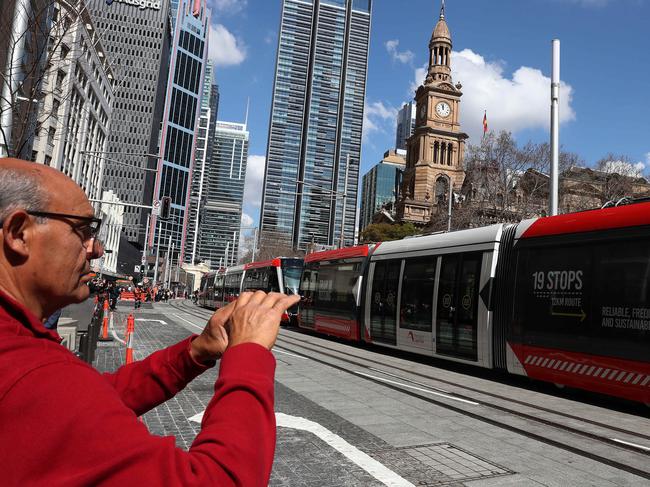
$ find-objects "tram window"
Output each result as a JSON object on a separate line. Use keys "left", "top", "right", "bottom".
{"left": 515, "top": 245, "right": 592, "bottom": 339}
{"left": 591, "top": 240, "right": 650, "bottom": 358}
{"left": 400, "top": 257, "right": 435, "bottom": 332}
{"left": 315, "top": 263, "right": 358, "bottom": 309}
{"left": 282, "top": 259, "right": 303, "bottom": 294}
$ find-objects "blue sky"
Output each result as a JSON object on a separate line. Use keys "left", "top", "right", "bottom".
{"left": 206, "top": 0, "right": 650, "bottom": 234}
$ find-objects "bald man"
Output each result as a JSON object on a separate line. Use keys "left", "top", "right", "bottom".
{"left": 0, "top": 158, "right": 300, "bottom": 486}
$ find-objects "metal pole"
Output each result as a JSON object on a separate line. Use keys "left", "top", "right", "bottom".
{"left": 164, "top": 235, "right": 172, "bottom": 287}
{"left": 340, "top": 154, "right": 350, "bottom": 248}
{"left": 153, "top": 220, "right": 162, "bottom": 284}
{"left": 232, "top": 231, "right": 238, "bottom": 265}
{"left": 142, "top": 213, "right": 150, "bottom": 279}
{"left": 447, "top": 176, "right": 453, "bottom": 232}
{"left": 167, "top": 243, "right": 174, "bottom": 289}
{"left": 224, "top": 242, "right": 230, "bottom": 268}
{"left": 549, "top": 39, "right": 560, "bottom": 216}
{"left": 0, "top": 0, "right": 30, "bottom": 157}
{"left": 251, "top": 227, "right": 258, "bottom": 262}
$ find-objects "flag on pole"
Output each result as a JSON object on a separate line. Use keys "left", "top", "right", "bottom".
{"left": 482, "top": 110, "right": 488, "bottom": 137}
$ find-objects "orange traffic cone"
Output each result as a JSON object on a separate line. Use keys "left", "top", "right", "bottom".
{"left": 98, "top": 299, "right": 112, "bottom": 341}
{"left": 125, "top": 314, "right": 135, "bottom": 364}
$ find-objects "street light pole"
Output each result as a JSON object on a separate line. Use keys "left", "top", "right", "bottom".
{"left": 153, "top": 219, "right": 162, "bottom": 284}
{"left": 447, "top": 175, "right": 453, "bottom": 232}
{"left": 339, "top": 154, "right": 350, "bottom": 248}
{"left": 142, "top": 213, "right": 150, "bottom": 278}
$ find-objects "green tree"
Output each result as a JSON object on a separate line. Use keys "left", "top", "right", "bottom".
{"left": 360, "top": 223, "right": 419, "bottom": 243}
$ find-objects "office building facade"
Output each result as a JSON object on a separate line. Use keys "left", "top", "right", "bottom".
{"left": 184, "top": 62, "right": 219, "bottom": 264}
{"left": 395, "top": 101, "right": 415, "bottom": 151}
{"left": 87, "top": 0, "right": 171, "bottom": 245}
{"left": 150, "top": 0, "right": 209, "bottom": 264}
{"left": 259, "top": 0, "right": 372, "bottom": 250}
{"left": 31, "top": 0, "right": 114, "bottom": 202}
{"left": 359, "top": 149, "right": 405, "bottom": 231}
{"left": 196, "top": 121, "right": 249, "bottom": 267}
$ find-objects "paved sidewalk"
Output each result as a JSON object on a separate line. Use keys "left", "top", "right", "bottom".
{"left": 92, "top": 304, "right": 511, "bottom": 486}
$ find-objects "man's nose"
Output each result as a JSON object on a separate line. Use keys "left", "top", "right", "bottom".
{"left": 88, "top": 238, "right": 104, "bottom": 259}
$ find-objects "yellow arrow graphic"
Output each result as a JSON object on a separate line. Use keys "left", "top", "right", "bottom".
{"left": 551, "top": 309, "right": 587, "bottom": 322}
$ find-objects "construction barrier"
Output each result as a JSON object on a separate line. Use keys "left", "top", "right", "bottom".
{"left": 98, "top": 299, "right": 113, "bottom": 342}
{"left": 125, "top": 314, "right": 135, "bottom": 364}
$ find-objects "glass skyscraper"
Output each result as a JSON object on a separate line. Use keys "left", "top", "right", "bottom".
{"left": 395, "top": 102, "right": 416, "bottom": 152}
{"left": 87, "top": 0, "right": 171, "bottom": 246}
{"left": 260, "top": 0, "right": 372, "bottom": 250}
{"left": 359, "top": 150, "right": 405, "bottom": 231}
{"left": 197, "top": 121, "right": 249, "bottom": 267}
{"left": 150, "top": 0, "right": 209, "bottom": 263}
{"left": 184, "top": 62, "right": 219, "bottom": 264}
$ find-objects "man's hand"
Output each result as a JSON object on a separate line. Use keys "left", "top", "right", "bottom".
{"left": 190, "top": 301, "right": 236, "bottom": 364}
{"left": 228, "top": 291, "right": 301, "bottom": 350}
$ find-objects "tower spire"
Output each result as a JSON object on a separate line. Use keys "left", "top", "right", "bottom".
{"left": 440, "top": 0, "right": 445, "bottom": 20}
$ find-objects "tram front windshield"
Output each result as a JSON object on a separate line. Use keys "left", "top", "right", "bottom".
{"left": 282, "top": 259, "right": 303, "bottom": 295}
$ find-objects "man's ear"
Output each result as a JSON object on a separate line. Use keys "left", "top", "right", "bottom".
{"left": 2, "top": 210, "right": 33, "bottom": 259}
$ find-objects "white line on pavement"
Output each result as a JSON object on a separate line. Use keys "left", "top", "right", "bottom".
{"left": 171, "top": 313, "right": 204, "bottom": 331}
{"left": 367, "top": 367, "right": 451, "bottom": 394}
{"left": 274, "top": 348, "right": 308, "bottom": 359}
{"left": 611, "top": 438, "right": 650, "bottom": 452}
{"left": 188, "top": 411, "right": 204, "bottom": 423}
{"left": 354, "top": 371, "right": 479, "bottom": 406}
{"left": 276, "top": 412, "right": 415, "bottom": 487}
{"left": 135, "top": 319, "right": 168, "bottom": 325}
{"left": 188, "top": 410, "right": 414, "bottom": 486}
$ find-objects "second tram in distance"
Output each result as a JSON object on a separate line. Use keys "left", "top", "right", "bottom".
{"left": 298, "top": 202, "right": 650, "bottom": 404}
{"left": 199, "top": 257, "right": 303, "bottom": 324}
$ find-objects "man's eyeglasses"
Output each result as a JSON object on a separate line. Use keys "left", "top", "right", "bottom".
{"left": 26, "top": 211, "right": 102, "bottom": 243}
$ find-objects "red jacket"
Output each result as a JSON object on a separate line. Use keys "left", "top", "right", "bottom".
{"left": 0, "top": 289, "right": 276, "bottom": 486}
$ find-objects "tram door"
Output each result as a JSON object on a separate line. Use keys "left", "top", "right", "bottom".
{"left": 368, "top": 260, "right": 400, "bottom": 346}
{"left": 435, "top": 252, "right": 481, "bottom": 361}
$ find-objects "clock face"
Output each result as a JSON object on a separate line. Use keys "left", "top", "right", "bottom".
{"left": 419, "top": 103, "right": 427, "bottom": 119}
{"left": 435, "top": 101, "right": 451, "bottom": 118}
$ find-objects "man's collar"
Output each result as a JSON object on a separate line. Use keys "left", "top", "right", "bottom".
{"left": 0, "top": 287, "right": 62, "bottom": 343}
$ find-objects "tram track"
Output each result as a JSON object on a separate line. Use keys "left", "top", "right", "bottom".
{"left": 171, "top": 300, "right": 648, "bottom": 440}
{"left": 169, "top": 300, "right": 650, "bottom": 479}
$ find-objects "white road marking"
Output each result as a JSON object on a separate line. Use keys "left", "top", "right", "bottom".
{"left": 135, "top": 319, "right": 168, "bottom": 325}
{"left": 108, "top": 313, "right": 126, "bottom": 344}
{"left": 188, "top": 411, "right": 204, "bottom": 423}
{"left": 276, "top": 413, "right": 415, "bottom": 487}
{"left": 354, "top": 371, "right": 479, "bottom": 406}
{"left": 611, "top": 438, "right": 650, "bottom": 452}
{"left": 188, "top": 411, "right": 415, "bottom": 486}
{"left": 274, "top": 348, "right": 308, "bottom": 359}
{"left": 367, "top": 367, "right": 451, "bottom": 394}
{"left": 171, "top": 314, "right": 203, "bottom": 330}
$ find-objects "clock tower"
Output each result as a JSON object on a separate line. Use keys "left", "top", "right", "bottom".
{"left": 397, "top": 1, "right": 468, "bottom": 225}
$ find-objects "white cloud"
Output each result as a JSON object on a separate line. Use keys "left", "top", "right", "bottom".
{"left": 410, "top": 49, "right": 576, "bottom": 144}
{"left": 385, "top": 39, "right": 414, "bottom": 65}
{"left": 363, "top": 100, "right": 398, "bottom": 143}
{"left": 208, "top": 24, "right": 246, "bottom": 67}
{"left": 209, "top": 0, "right": 247, "bottom": 14}
{"left": 243, "top": 154, "right": 266, "bottom": 210}
{"left": 600, "top": 160, "right": 645, "bottom": 178}
{"left": 241, "top": 212, "right": 254, "bottom": 228}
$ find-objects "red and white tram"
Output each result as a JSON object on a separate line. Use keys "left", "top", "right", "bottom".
{"left": 299, "top": 203, "right": 650, "bottom": 404}
{"left": 199, "top": 257, "right": 303, "bottom": 324}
